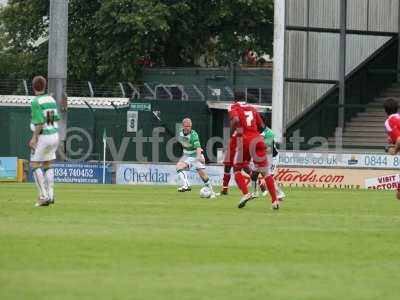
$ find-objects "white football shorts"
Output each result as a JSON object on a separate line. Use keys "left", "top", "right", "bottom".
{"left": 179, "top": 154, "right": 205, "bottom": 170}
{"left": 30, "top": 133, "right": 59, "bottom": 162}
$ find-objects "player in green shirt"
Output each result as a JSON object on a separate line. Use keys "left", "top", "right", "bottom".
{"left": 29, "top": 76, "right": 60, "bottom": 207}
{"left": 256, "top": 127, "right": 285, "bottom": 200}
{"left": 176, "top": 118, "right": 216, "bottom": 197}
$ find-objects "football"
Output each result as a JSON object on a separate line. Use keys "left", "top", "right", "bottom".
{"left": 199, "top": 187, "right": 212, "bottom": 198}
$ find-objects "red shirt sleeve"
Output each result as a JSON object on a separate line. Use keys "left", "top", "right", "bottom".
{"left": 386, "top": 116, "right": 400, "bottom": 144}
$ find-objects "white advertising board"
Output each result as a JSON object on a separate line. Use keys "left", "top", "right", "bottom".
{"left": 277, "top": 151, "right": 399, "bottom": 169}
{"left": 116, "top": 163, "right": 400, "bottom": 190}
{"left": 364, "top": 174, "right": 400, "bottom": 190}
{"left": 116, "top": 163, "right": 224, "bottom": 186}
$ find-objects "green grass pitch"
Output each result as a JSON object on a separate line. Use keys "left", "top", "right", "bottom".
{"left": 1, "top": 183, "right": 400, "bottom": 300}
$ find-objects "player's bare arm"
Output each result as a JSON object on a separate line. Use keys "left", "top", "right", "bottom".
{"left": 388, "top": 137, "right": 400, "bottom": 155}
{"left": 230, "top": 116, "right": 240, "bottom": 129}
{"left": 29, "top": 124, "right": 44, "bottom": 150}
{"left": 230, "top": 116, "right": 243, "bottom": 136}
{"left": 196, "top": 147, "right": 205, "bottom": 163}
{"left": 255, "top": 110, "right": 265, "bottom": 132}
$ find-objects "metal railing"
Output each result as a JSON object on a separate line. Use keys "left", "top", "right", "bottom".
{"left": 0, "top": 79, "right": 272, "bottom": 103}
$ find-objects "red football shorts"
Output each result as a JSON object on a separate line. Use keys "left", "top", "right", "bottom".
{"left": 233, "top": 133, "right": 267, "bottom": 169}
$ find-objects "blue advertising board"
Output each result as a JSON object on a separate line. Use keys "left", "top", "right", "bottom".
{"left": 0, "top": 157, "right": 18, "bottom": 181}
{"left": 29, "top": 162, "right": 112, "bottom": 184}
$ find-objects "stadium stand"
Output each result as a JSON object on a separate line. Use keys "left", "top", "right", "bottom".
{"left": 284, "top": 0, "right": 399, "bottom": 151}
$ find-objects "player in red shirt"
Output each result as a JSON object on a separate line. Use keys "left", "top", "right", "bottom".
{"left": 222, "top": 101, "right": 269, "bottom": 194}
{"left": 221, "top": 102, "right": 252, "bottom": 194}
{"left": 384, "top": 98, "right": 400, "bottom": 200}
{"left": 230, "top": 92, "right": 279, "bottom": 209}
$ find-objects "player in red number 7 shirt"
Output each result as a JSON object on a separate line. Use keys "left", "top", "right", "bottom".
{"left": 384, "top": 98, "right": 400, "bottom": 200}
{"left": 221, "top": 102, "right": 253, "bottom": 195}
{"left": 229, "top": 92, "right": 279, "bottom": 210}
